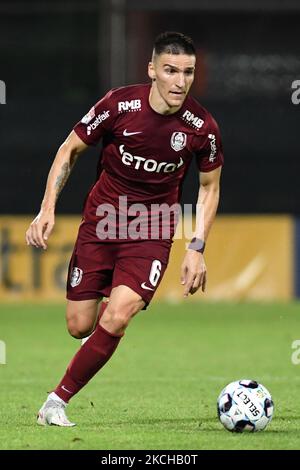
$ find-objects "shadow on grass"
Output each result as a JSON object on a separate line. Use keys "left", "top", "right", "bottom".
{"left": 18, "top": 414, "right": 300, "bottom": 440}
{"left": 97, "top": 415, "right": 300, "bottom": 435}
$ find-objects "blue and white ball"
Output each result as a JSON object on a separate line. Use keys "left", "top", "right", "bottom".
{"left": 217, "top": 379, "right": 274, "bottom": 432}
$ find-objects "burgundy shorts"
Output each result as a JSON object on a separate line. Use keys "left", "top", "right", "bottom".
{"left": 66, "top": 224, "right": 171, "bottom": 306}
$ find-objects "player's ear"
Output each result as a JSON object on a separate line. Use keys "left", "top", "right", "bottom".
{"left": 148, "top": 62, "right": 156, "bottom": 81}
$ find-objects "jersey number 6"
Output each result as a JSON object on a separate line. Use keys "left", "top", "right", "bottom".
{"left": 149, "top": 260, "right": 162, "bottom": 287}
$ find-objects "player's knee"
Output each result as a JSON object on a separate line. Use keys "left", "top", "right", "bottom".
{"left": 104, "top": 302, "right": 140, "bottom": 329}
{"left": 105, "top": 308, "right": 130, "bottom": 330}
{"left": 67, "top": 318, "right": 93, "bottom": 339}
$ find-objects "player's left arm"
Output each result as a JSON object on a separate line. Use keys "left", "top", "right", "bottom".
{"left": 181, "top": 166, "right": 222, "bottom": 297}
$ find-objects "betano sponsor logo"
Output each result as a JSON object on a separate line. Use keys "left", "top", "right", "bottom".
{"left": 181, "top": 110, "right": 204, "bottom": 129}
{"left": 87, "top": 110, "right": 110, "bottom": 135}
{"left": 119, "top": 145, "right": 184, "bottom": 173}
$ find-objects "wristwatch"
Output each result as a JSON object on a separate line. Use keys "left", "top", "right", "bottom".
{"left": 188, "top": 237, "right": 206, "bottom": 254}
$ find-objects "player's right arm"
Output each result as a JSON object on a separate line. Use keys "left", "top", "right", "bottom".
{"left": 25, "top": 131, "right": 88, "bottom": 250}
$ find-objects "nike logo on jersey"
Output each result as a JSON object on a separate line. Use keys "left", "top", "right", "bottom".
{"left": 141, "top": 282, "right": 155, "bottom": 291}
{"left": 123, "top": 129, "right": 142, "bottom": 136}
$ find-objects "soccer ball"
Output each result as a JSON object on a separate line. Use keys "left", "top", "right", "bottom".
{"left": 217, "top": 379, "right": 274, "bottom": 432}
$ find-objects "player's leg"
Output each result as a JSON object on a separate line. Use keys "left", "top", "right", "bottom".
{"left": 47, "top": 243, "right": 169, "bottom": 411}
{"left": 37, "top": 242, "right": 169, "bottom": 426}
{"left": 37, "top": 286, "right": 143, "bottom": 426}
{"left": 39, "top": 295, "right": 155, "bottom": 427}
{"left": 37, "top": 230, "right": 114, "bottom": 426}
{"left": 65, "top": 297, "right": 110, "bottom": 340}
{"left": 38, "top": 206, "right": 120, "bottom": 425}
{"left": 38, "top": 287, "right": 152, "bottom": 427}
{"left": 66, "top": 298, "right": 102, "bottom": 339}
{"left": 78, "top": 298, "right": 110, "bottom": 345}
{"left": 99, "top": 285, "right": 145, "bottom": 335}
{"left": 50, "top": 286, "right": 144, "bottom": 404}
{"left": 46, "top": 246, "right": 169, "bottom": 419}
{"left": 37, "top": 299, "right": 109, "bottom": 427}
{"left": 65, "top": 226, "right": 115, "bottom": 343}
{"left": 66, "top": 297, "right": 110, "bottom": 345}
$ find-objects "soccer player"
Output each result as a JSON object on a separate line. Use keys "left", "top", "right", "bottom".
{"left": 25, "top": 32, "right": 223, "bottom": 426}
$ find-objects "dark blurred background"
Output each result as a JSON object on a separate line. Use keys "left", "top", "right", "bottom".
{"left": 0, "top": 0, "right": 299, "bottom": 215}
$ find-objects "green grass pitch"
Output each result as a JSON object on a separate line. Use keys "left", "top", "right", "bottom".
{"left": 0, "top": 301, "right": 300, "bottom": 450}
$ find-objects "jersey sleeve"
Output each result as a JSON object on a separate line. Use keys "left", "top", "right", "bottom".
{"left": 73, "top": 89, "right": 116, "bottom": 146}
{"left": 194, "top": 116, "right": 224, "bottom": 172}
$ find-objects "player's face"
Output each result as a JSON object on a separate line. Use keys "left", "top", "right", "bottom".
{"left": 148, "top": 53, "right": 196, "bottom": 114}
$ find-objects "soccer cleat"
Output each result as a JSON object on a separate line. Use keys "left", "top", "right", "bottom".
{"left": 37, "top": 399, "right": 76, "bottom": 427}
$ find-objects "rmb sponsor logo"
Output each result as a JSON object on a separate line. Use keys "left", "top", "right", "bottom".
{"left": 87, "top": 110, "right": 110, "bottom": 135}
{"left": 181, "top": 110, "right": 204, "bottom": 129}
{"left": 208, "top": 133, "right": 217, "bottom": 162}
{"left": 119, "top": 144, "right": 184, "bottom": 173}
{"left": 118, "top": 99, "right": 141, "bottom": 113}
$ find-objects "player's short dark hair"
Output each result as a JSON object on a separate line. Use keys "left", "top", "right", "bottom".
{"left": 153, "top": 31, "right": 196, "bottom": 57}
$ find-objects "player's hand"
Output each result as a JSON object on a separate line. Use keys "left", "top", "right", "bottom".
{"left": 25, "top": 210, "right": 55, "bottom": 250}
{"left": 180, "top": 250, "right": 207, "bottom": 297}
